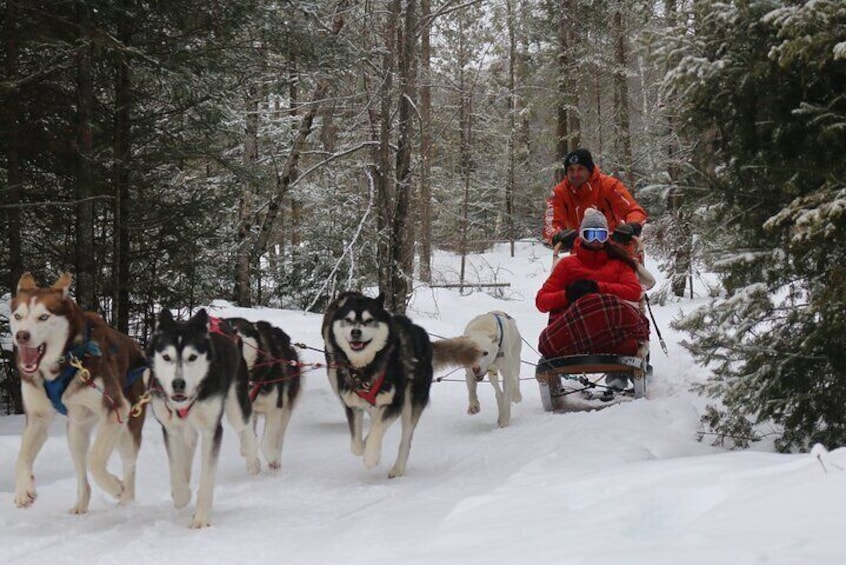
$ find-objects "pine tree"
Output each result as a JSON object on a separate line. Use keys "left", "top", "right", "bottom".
{"left": 667, "top": 0, "right": 846, "bottom": 450}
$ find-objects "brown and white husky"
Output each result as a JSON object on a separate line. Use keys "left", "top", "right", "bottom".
{"left": 9, "top": 273, "right": 148, "bottom": 514}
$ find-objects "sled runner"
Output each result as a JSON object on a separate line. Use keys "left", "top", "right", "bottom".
{"left": 536, "top": 353, "right": 649, "bottom": 412}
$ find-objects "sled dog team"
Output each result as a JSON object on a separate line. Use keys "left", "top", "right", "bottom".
{"left": 7, "top": 274, "right": 524, "bottom": 528}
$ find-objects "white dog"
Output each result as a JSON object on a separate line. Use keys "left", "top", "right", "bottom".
{"left": 463, "top": 312, "right": 522, "bottom": 427}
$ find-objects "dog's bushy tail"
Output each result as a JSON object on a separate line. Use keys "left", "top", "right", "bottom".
{"left": 432, "top": 337, "right": 482, "bottom": 371}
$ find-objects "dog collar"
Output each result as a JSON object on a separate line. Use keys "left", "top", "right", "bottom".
{"left": 147, "top": 378, "right": 193, "bottom": 419}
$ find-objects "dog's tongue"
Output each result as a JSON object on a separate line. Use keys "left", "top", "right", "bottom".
{"left": 18, "top": 345, "right": 42, "bottom": 372}
{"left": 350, "top": 341, "right": 365, "bottom": 351}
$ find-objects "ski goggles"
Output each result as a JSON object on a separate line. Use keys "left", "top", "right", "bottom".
{"left": 580, "top": 228, "right": 609, "bottom": 243}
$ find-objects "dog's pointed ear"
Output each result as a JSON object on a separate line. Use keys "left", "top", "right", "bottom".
{"left": 16, "top": 272, "right": 37, "bottom": 294}
{"left": 51, "top": 273, "right": 73, "bottom": 298}
{"left": 157, "top": 308, "right": 175, "bottom": 329}
{"left": 376, "top": 292, "right": 386, "bottom": 309}
{"left": 190, "top": 308, "right": 209, "bottom": 332}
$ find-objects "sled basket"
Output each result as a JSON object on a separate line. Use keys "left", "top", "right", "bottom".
{"left": 536, "top": 353, "right": 650, "bottom": 413}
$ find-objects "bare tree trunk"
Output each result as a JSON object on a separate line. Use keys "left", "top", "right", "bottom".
{"left": 418, "top": 0, "right": 433, "bottom": 282}
{"left": 75, "top": 1, "right": 96, "bottom": 311}
{"left": 555, "top": 0, "right": 570, "bottom": 184}
{"left": 663, "top": 0, "right": 691, "bottom": 298}
{"left": 372, "top": 0, "right": 397, "bottom": 304}
{"left": 595, "top": 71, "right": 602, "bottom": 157}
{"left": 257, "top": 80, "right": 329, "bottom": 257}
{"left": 556, "top": 0, "right": 580, "bottom": 183}
{"left": 235, "top": 77, "right": 260, "bottom": 307}
{"left": 3, "top": 0, "right": 24, "bottom": 415}
{"left": 612, "top": 7, "right": 633, "bottom": 186}
{"left": 113, "top": 15, "right": 132, "bottom": 333}
{"left": 288, "top": 58, "right": 300, "bottom": 248}
{"left": 389, "top": 0, "right": 417, "bottom": 312}
{"left": 253, "top": 1, "right": 351, "bottom": 258}
{"left": 4, "top": 0, "right": 23, "bottom": 293}
{"left": 506, "top": 0, "right": 516, "bottom": 257}
{"left": 458, "top": 24, "right": 471, "bottom": 290}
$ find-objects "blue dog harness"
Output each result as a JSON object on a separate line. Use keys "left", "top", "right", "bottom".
{"left": 44, "top": 325, "right": 145, "bottom": 416}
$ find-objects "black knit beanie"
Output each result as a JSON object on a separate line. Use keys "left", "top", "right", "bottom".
{"left": 564, "top": 149, "right": 595, "bottom": 173}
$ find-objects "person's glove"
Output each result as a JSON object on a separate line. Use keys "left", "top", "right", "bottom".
{"left": 566, "top": 279, "right": 599, "bottom": 304}
{"left": 551, "top": 229, "right": 577, "bottom": 249}
{"left": 627, "top": 222, "right": 643, "bottom": 236}
{"left": 612, "top": 223, "right": 634, "bottom": 244}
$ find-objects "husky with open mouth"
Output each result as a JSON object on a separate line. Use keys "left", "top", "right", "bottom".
{"left": 146, "top": 309, "right": 260, "bottom": 528}
{"left": 323, "top": 292, "right": 481, "bottom": 478}
{"left": 9, "top": 272, "right": 147, "bottom": 514}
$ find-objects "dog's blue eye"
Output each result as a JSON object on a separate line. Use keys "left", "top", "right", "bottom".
{"left": 38, "top": 314, "right": 49, "bottom": 321}
{"left": 13, "top": 313, "right": 22, "bottom": 321}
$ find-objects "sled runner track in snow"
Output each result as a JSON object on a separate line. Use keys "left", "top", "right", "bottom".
{"left": 536, "top": 354, "right": 649, "bottom": 413}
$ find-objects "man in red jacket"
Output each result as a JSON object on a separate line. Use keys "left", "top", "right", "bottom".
{"left": 543, "top": 148, "right": 647, "bottom": 249}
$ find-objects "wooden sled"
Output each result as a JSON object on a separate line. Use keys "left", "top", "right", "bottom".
{"left": 536, "top": 352, "right": 649, "bottom": 413}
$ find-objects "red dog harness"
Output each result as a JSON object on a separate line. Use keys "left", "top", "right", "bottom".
{"left": 354, "top": 370, "right": 387, "bottom": 405}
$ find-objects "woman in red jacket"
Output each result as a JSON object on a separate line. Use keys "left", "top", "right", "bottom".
{"left": 535, "top": 209, "right": 649, "bottom": 385}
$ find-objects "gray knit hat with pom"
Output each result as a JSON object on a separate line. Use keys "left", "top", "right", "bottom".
{"left": 580, "top": 208, "right": 608, "bottom": 231}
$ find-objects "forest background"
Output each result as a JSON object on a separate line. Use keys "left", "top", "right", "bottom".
{"left": 1, "top": 0, "right": 844, "bottom": 450}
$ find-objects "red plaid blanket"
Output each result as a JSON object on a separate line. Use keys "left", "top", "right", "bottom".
{"left": 538, "top": 293, "right": 649, "bottom": 358}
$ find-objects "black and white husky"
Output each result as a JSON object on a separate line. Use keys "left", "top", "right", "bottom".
{"left": 225, "top": 318, "right": 300, "bottom": 470}
{"left": 323, "top": 292, "right": 481, "bottom": 478}
{"left": 146, "top": 309, "right": 260, "bottom": 528}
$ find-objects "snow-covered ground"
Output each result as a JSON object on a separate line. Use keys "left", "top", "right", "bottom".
{"left": 2, "top": 241, "right": 844, "bottom": 564}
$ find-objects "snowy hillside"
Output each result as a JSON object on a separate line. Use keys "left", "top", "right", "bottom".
{"left": 2, "top": 241, "right": 845, "bottom": 565}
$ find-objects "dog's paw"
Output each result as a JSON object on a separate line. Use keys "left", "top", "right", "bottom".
{"left": 14, "top": 475, "right": 37, "bottom": 508}
{"left": 14, "top": 488, "right": 36, "bottom": 508}
{"left": 467, "top": 402, "right": 481, "bottom": 415}
{"left": 118, "top": 483, "right": 136, "bottom": 506}
{"left": 513, "top": 388, "right": 523, "bottom": 403}
{"left": 387, "top": 466, "right": 405, "bottom": 479}
{"left": 14, "top": 493, "right": 36, "bottom": 508}
{"left": 497, "top": 418, "right": 511, "bottom": 428}
{"left": 245, "top": 457, "right": 261, "bottom": 476}
{"left": 351, "top": 439, "right": 365, "bottom": 456}
{"left": 110, "top": 479, "right": 125, "bottom": 501}
{"left": 268, "top": 460, "right": 281, "bottom": 471}
{"left": 190, "top": 515, "right": 212, "bottom": 529}
{"left": 69, "top": 502, "right": 89, "bottom": 515}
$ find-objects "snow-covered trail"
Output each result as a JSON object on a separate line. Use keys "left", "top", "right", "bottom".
{"left": 2, "top": 241, "right": 844, "bottom": 565}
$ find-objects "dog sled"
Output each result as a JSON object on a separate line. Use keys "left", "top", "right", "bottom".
{"left": 536, "top": 351, "right": 650, "bottom": 412}
{"left": 536, "top": 238, "right": 657, "bottom": 413}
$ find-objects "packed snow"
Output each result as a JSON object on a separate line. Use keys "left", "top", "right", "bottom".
{"left": 2, "top": 241, "right": 845, "bottom": 564}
